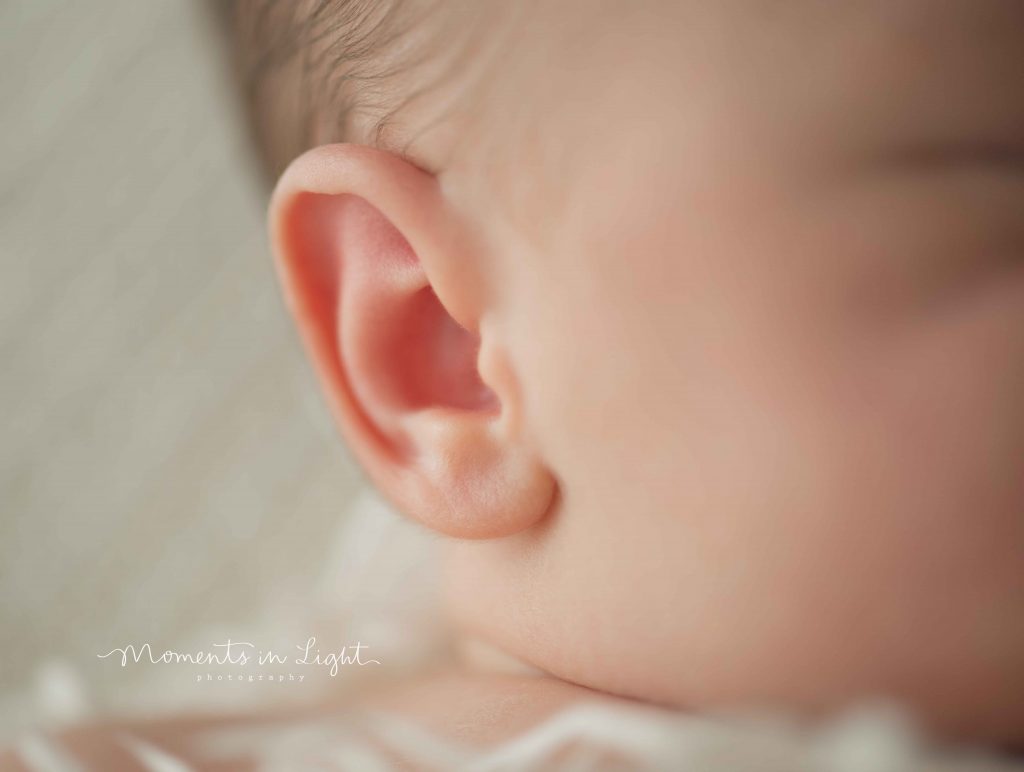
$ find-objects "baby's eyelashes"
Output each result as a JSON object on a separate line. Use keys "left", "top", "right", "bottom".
{"left": 876, "top": 140, "right": 1024, "bottom": 177}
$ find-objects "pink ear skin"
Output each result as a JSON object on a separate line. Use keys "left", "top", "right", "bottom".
{"left": 269, "top": 143, "right": 557, "bottom": 539}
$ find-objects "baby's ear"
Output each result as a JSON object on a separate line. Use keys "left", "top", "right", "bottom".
{"left": 269, "top": 143, "right": 556, "bottom": 538}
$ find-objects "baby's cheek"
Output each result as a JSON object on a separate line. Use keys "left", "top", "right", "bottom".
{"left": 463, "top": 276, "right": 1024, "bottom": 733}
{"left": 847, "top": 272, "right": 1024, "bottom": 567}
{"left": 464, "top": 186, "right": 1024, "bottom": 736}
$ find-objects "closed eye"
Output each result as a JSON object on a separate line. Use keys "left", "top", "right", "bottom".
{"left": 876, "top": 140, "right": 1024, "bottom": 175}
{"left": 832, "top": 136, "right": 1024, "bottom": 317}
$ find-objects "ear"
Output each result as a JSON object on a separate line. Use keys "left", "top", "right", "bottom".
{"left": 269, "top": 143, "right": 556, "bottom": 539}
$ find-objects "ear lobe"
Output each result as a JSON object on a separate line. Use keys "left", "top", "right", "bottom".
{"left": 269, "top": 143, "right": 556, "bottom": 539}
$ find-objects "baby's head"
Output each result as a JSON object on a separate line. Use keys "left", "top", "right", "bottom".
{"left": 225, "top": 0, "right": 1024, "bottom": 743}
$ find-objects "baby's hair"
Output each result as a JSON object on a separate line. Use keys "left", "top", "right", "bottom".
{"left": 212, "top": 0, "right": 561, "bottom": 253}
{"left": 210, "top": 0, "right": 498, "bottom": 184}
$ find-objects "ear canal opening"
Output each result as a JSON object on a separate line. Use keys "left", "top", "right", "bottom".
{"left": 386, "top": 285, "right": 500, "bottom": 413}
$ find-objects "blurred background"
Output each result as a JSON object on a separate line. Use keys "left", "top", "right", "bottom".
{"left": 0, "top": 0, "right": 368, "bottom": 728}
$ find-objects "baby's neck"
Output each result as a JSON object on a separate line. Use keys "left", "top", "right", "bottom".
{"left": 455, "top": 634, "right": 548, "bottom": 678}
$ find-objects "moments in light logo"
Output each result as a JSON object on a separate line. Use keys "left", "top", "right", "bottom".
{"left": 97, "top": 637, "right": 381, "bottom": 683}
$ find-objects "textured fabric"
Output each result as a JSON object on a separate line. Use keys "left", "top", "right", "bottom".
{"left": 8, "top": 493, "right": 1024, "bottom": 770}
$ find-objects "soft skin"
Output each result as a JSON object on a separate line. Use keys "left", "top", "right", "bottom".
{"left": 269, "top": 0, "right": 1024, "bottom": 744}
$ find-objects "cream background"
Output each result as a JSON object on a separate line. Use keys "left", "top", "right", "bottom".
{"left": 0, "top": 0, "right": 366, "bottom": 721}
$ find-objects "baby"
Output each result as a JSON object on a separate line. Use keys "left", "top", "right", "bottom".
{"left": 6, "top": 0, "right": 1024, "bottom": 767}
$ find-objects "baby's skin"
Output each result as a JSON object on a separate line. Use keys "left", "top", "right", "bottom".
{"left": 268, "top": 0, "right": 1024, "bottom": 743}
{"left": 6, "top": 0, "right": 1022, "bottom": 764}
